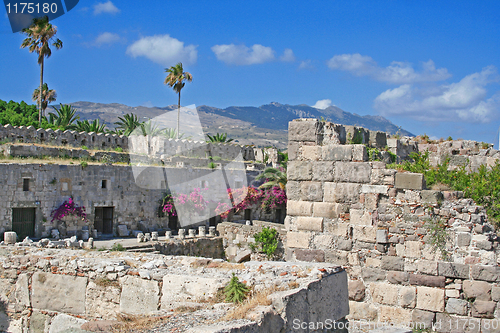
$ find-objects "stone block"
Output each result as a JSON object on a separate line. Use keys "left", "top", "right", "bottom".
{"left": 361, "top": 268, "right": 386, "bottom": 281}
{"left": 379, "top": 306, "right": 412, "bottom": 324}
{"left": 337, "top": 239, "right": 352, "bottom": 251}
{"left": 446, "top": 298, "right": 468, "bottom": 316}
{"left": 376, "top": 229, "right": 388, "bottom": 243}
{"left": 161, "top": 274, "right": 227, "bottom": 310}
{"left": 312, "top": 234, "right": 334, "bottom": 249}
{"left": 417, "top": 260, "right": 438, "bottom": 275}
{"left": 463, "top": 280, "right": 492, "bottom": 301}
{"left": 470, "top": 265, "right": 500, "bottom": 282}
{"left": 285, "top": 181, "right": 301, "bottom": 201}
{"left": 361, "top": 184, "right": 389, "bottom": 194}
{"left": 456, "top": 232, "right": 471, "bottom": 247}
{"left": 32, "top": 272, "right": 87, "bottom": 314}
{"left": 350, "top": 209, "right": 372, "bottom": 226}
{"left": 395, "top": 172, "right": 425, "bottom": 190}
{"left": 288, "top": 119, "right": 322, "bottom": 142}
{"left": 85, "top": 280, "right": 120, "bottom": 319}
{"left": 471, "top": 300, "right": 496, "bottom": 318}
{"left": 287, "top": 232, "right": 311, "bottom": 249}
{"left": 435, "top": 313, "right": 481, "bottom": 333}
{"left": 412, "top": 309, "right": 435, "bottom": 331}
{"left": 352, "top": 225, "right": 376, "bottom": 243}
{"left": 296, "top": 217, "right": 323, "bottom": 232}
{"left": 371, "top": 283, "right": 399, "bottom": 305}
{"left": 438, "top": 262, "right": 470, "bottom": 279}
{"left": 288, "top": 161, "right": 313, "bottom": 181}
{"left": 491, "top": 286, "right": 500, "bottom": 301}
{"left": 288, "top": 141, "right": 299, "bottom": 160}
{"left": 387, "top": 271, "right": 409, "bottom": 284}
{"left": 405, "top": 241, "right": 422, "bottom": 258}
{"left": 446, "top": 289, "right": 460, "bottom": 298}
{"left": 286, "top": 201, "right": 313, "bottom": 216}
{"left": 400, "top": 286, "right": 416, "bottom": 308}
{"left": 120, "top": 276, "right": 160, "bottom": 315}
{"left": 409, "top": 274, "right": 446, "bottom": 288}
{"left": 233, "top": 250, "right": 252, "bottom": 263}
{"left": 324, "top": 250, "right": 348, "bottom": 265}
{"left": 369, "top": 131, "right": 387, "bottom": 148}
{"left": 300, "top": 181, "right": 323, "bottom": 201}
{"left": 323, "top": 182, "right": 361, "bottom": 203}
{"left": 330, "top": 222, "right": 349, "bottom": 237}
{"left": 371, "top": 168, "right": 396, "bottom": 185}
{"left": 301, "top": 145, "right": 321, "bottom": 161}
{"left": 334, "top": 162, "right": 371, "bottom": 183}
{"left": 48, "top": 314, "right": 87, "bottom": 333}
{"left": 322, "top": 145, "right": 352, "bottom": 161}
{"left": 312, "top": 162, "right": 334, "bottom": 181}
{"left": 421, "top": 190, "right": 444, "bottom": 203}
{"left": 348, "top": 280, "right": 365, "bottom": 301}
{"left": 294, "top": 249, "right": 325, "bottom": 262}
{"left": 312, "top": 202, "right": 339, "bottom": 219}
{"left": 416, "top": 286, "right": 445, "bottom": 312}
{"left": 352, "top": 144, "right": 368, "bottom": 161}
{"left": 381, "top": 256, "right": 404, "bottom": 271}
{"left": 348, "top": 301, "right": 377, "bottom": 321}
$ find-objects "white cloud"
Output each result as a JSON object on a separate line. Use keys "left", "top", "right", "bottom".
{"left": 94, "top": 32, "right": 121, "bottom": 46}
{"left": 374, "top": 66, "right": 500, "bottom": 123}
{"left": 280, "top": 48, "right": 295, "bottom": 62}
{"left": 328, "top": 53, "right": 451, "bottom": 84}
{"left": 298, "top": 60, "right": 314, "bottom": 70}
{"left": 312, "top": 99, "right": 333, "bottom": 109}
{"left": 126, "top": 34, "right": 197, "bottom": 66}
{"left": 93, "top": 1, "right": 120, "bottom": 15}
{"left": 211, "top": 44, "right": 275, "bottom": 65}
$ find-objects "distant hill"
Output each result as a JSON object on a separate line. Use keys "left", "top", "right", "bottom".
{"left": 68, "top": 101, "right": 413, "bottom": 149}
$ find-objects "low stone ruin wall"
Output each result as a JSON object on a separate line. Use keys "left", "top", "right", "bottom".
{"left": 154, "top": 237, "right": 225, "bottom": 259}
{"left": 285, "top": 119, "right": 500, "bottom": 331}
{"left": 217, "top": 221, "right": 287, "bottom": 262}
{"left": 0, "top": 246, "right": 348, "bottom": 333}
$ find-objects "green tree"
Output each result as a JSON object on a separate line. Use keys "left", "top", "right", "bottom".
{"left": 70, "top": 119, "right": 107, "bottom": 133}
{"left": 21, "top": 16, "right": 63, "bottom": 125}
{"left": 114, "top": 113, "right": 143, "bottom": 136}
{"left": 136, "top": 120, "right": 164, "bottom": 137}
{"left": 256, "top": 167, "right": 287, "bottom": 190}
{"left": 164, "top": 62, "right": 193, "bottom": 139}
{"left": 48, "top": 103, "right": 79, "bottom": 128}
{"left": 32, "top": 83, "right": 56, "bottom": 116}
{"left": 207, "top": 133, "right": 234, "bottom": 143}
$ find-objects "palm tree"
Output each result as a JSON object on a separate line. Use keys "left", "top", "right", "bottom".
{"left": 256, "top": 167, "right": 287, "bottom": 190}
{"left": 207, "top": 133, "right": 234, "bottom": 143}
{"left": 32, "top": 83, "right": 57, "bottom": 117}
{"left": 70, "top": 119, "right": 107, "bottom": 133}
{"left": 114, "top": 113, "right": 143, "bottom": 136}
{"left": 164, "top": 62, "right": 192, "bottom": 139}
{"left": 137, "top": 120, "right": 164, "bottom": 137}
{"left": 21, "top": 16, "right": 63, "bottom": 125}
{"left": 48, "top": 103, "right": 79, "bottom": 128}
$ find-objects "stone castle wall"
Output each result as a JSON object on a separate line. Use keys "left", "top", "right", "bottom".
{"left": 285, "top": 119, "right": 500, "bottom": 331}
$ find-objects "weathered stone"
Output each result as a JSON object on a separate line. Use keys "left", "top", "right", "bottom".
{"left": 294, "top": 249, "right": 325, "bottom": 262}
{"left": 324, "top": 250, "right": 348, "bottom": 265}
{"left": 352, "top": 144, "right": 367, "bottom": 161}
{"left": 471, "top": 300, "right": 496, "bottom": 318}
{"left": 412, "top": 309, "right": 435, "bottom": 331}
{"left": 120, "top": 276, "right": 159, "bottom": 315}
{"left": 312, "top": 162, "right": 334, "bottom": 181}
{"left": 376, "top": 229, "right": 388, "bottom": 243}
{"left": 32, "top": 272, "right": 87, "bottom": 314}
{"left": 438, "top": 262, "right": 470, "bottom": 279}
{"left": 371, "top": 282, "right": 399, "bottom": 305}
{"left": 288, "top": 161, "right": 313, "bottom": 180}
{"left": 233, "top": 250, "right": 252, "bottom": 263}
{"left": 409, "top": 274, "right": 445, "bottom": 288}
{"left": 405, "top": 241, "right": 422, "bottom": 258}
{"left": 463, "top": 280, "right": 492, "bottom": 301}
{"left": 337, "top": 239, "right": 352, "bottom": 251}
{"left": 476, "top": 240, "right": 493, "bottom": 250}
{"left": 379, "top": 306, "right": 412, "bottom": 324}
{"left": 371, "top": 168, "right": 396, "bottom": 185}
{"left": 312, "top": 202, "right": 339, "bottom": 219}
{"left": 302, "top": 145, "right": 321, "bottom": 161}
{"left": 117, "top": 225, "right": 129, "bottom": 237}
{"left": 361, "top": 268, "right": 386, "bottom": 281}
{"left": 296, "top": 217, "right": 323, "bottom": 232}
{"left": 285, "top": 181, "right": 301, "bottom": 201}
{"left": 286, "top": 201, "right": 313, "bottom": 216}
{"left": 387, "top": 271, "right": 409, "bottom": 284}
{"left": 416, "top": 286, "right": 445, "bottom": 312}
{"left": 300, "top": 182, "right": 323, "bottom": 201}
{"left": 400, "top": 286, "right": 416, "bottom": 308}
{"left": 287, "top": 232, "right": 311, "bottom": 249}
{"left": 85, "top": 280, "right": 120, "bottom": 320}
{"left": 350, "top": 209, "right": 372, "bottom": 226}
{"left": 322, "top": 145, "right": 352, "bottom": 161}
{"left": 361, "top": 184, "right": 389, "bottom": 195}
{"left": 288, "top": 119, "right": 322, "bottom": 142}
{"left": 334, "top": 162, "right": 371, "bottom": 183}
{"left": 395, "top": 173, "right": 425, "bottom": 190}
{"left": 381, "top": 256, "right": 404, "bottom": 271}
{"left": 348, "top": 301, "right": 377, "bottom": 321}
{"left": 446, "top": 298, "right": 468, "bottom": 316}
{"left": 48, "top": 314, "right": 87, "bottom": 333}
{"left": 323, "top": 182, "right": 361, "bottom": 203}
{"left": 352, "top": 225, "right": 376, "bottom": 243}
{"left": 421, "top": 190, "right": 444, "bottom": 203}
{"left": 471, "top": 265, "right": 500, "bottom": 282}
{"left": 491, "top": 286, "right": 500, "bottom": 301}
{"left": 348, "top": 280, "right": 365, "bottom": 301}
{"left": 435, "top": 313, "right": 481, "bottom": 333}
{"left": 417, "top": 260, "right": 438, "bottom": 275}
{"left": 312, "top": 234, "right": 334, "bottom": 249}
{"left": 457, "top": 232, "right": 472, "bottom": 247}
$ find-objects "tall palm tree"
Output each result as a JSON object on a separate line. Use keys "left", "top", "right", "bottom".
{"left": 48, "top": 103, "right": 79, "bottom": 128}
{"left": 256, "top": 167, "right": 287, "bottom": 190}
{"left": 164, "top": 62, "right": 192, "bottom": 139}
{"left": 21, "top": 16, "right": 63, "bottom": 125}
{"left": 114, "top": 113, "right": 143, "bottom": 136}
{"left": 207, "top": 133, "right": 234, "bottom": 143}
{"left": 70, "top": 119, "right": 107, "bottom": 133}
{"left": 32, "top": 83, "right": 57, "bottom": 117}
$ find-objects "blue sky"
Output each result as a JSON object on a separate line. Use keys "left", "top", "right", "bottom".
{"left": 1, "top": 1, "right": 500, "bottom": 145}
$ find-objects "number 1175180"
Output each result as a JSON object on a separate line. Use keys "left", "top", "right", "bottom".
{"left": 6, "top": 2, "right": 58, "bottom": 14}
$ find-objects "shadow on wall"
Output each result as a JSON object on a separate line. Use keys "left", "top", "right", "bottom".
{"left": 0, "top": 300, "right": 10, "bottom": 331}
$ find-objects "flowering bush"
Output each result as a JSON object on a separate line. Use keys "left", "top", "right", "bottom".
{"left": 261, "top": 186, "right": 287, "bottom": 210}
{"left": 160, "top": 188, "right": 208, "bottom": 216}
{"left": 50, "top": 197, "right": 87, "bottom": 223}
{"left": 161, "top": 193, "right": 177, "bottom": 216}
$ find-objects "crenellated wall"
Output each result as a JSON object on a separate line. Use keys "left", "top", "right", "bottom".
{"left": 285, "top": 119, "right": 500, "bottom": 331}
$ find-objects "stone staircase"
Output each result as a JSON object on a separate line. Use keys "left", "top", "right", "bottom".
{"left": 123, "top": 243, "right": 159, "bottom": 254}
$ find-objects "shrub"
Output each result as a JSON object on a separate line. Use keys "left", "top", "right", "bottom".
{"left": 81, "top": 145, "right": 88, "bottom": 150}
{"left": 115, "top": 147, "right": 123, "bottom": 152}
{"left": 80, "top": 161, "right": 88, "bottom": 168}
{"left": 110, "top": 243, "right": 125, "bottom": 251}
{"left": 224, "top": 273, "right": 250, "bottom": 303}
{"left": 253, "top": 227, "right": 278, "bottom": 259}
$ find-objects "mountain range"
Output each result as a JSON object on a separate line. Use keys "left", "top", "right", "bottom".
{"left": 69, "top": 101, "right": 414, "bottom": 149}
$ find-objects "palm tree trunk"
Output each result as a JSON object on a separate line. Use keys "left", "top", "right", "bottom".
{"left": 177, "top": 90, "right": 181, "bottom": 140}
{"left": 39, "top": 59, "right": 44, "bottom": 126}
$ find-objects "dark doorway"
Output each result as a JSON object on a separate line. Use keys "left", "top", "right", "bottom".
{"left": 168, "top": 215, "right": 178, "bottom": 231}
{"left": 209, "top": 216, "right": 217, "bottom": 227}
{"left": 275, "top": 209, "right": 282, "bottom": 223}
{"left": 244, "top": 209, "right": 251, "bottom": 221}
{"left": 95, "top": 207, "right": 114, "bottom": 234}
{"left": 12, "top": 208, "right": 35, "bottom": 240}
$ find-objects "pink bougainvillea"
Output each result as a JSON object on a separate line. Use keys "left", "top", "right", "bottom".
{"left": 161, "top": 188, "right": 208, "bottom": 216}
{"left": 50, "top": 197, "right": 87, "bottom": 223}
